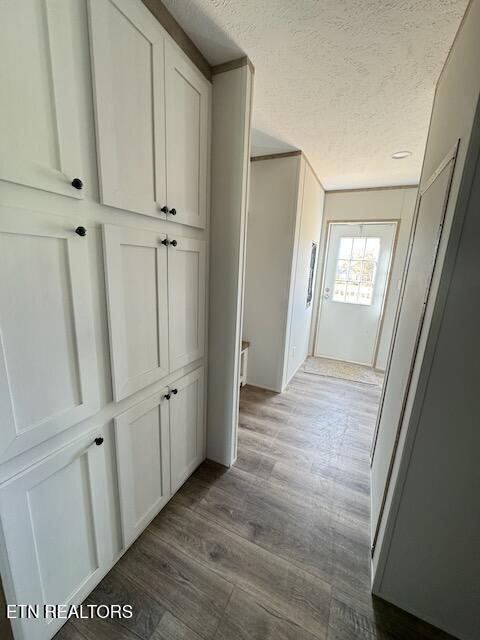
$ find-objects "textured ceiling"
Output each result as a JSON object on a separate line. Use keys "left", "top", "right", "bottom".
{"left": 163, "top": 0, "right": 468, "bottom": 189}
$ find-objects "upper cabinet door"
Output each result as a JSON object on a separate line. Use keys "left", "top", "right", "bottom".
{"left": 0, "top": 207, "right": 99, "bottom": 463}
{"left": 115, "top": 390, "right": 171, "bottom": 547}
{"left": 0, "top": 432, "right": 111, "bottom": 640}
{"left": 165, "top": 42, "right": 210, "bottom": 229}
{"left": 103, "top": 224, "right": 169, "bottom": 401}
{"left": 0, "top": 0, "right": 83, "bottom": 198}
{"left": 89, "top": 0, "right": 167, "bottom": 218}
{"left": 168, "top": 236, "right": 206, "bottom": 371}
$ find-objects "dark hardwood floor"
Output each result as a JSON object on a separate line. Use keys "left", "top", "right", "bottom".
{"left": 57, "top": 370, "right": 456, "bottom": 640}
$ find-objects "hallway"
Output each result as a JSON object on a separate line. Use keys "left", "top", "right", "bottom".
{"left": 57, "top": 371, "right": 454, "bottom": 640}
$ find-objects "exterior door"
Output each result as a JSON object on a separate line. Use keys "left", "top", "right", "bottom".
{"left": 168, "top": 236, "right": 206, "bottom": 371}
{"left": 89, "top": 0, "right": 167, "bottom": 218}
{"left": 115, "top": 390, "right": 171, "bottom": 547}
{"left": 165, "top": 42, "right": 210, "bottom": 228}
{"left": 0, "top": 0, "right": 83, "bottom": 198}
{"left": 170, "top": 367, "right": 204, "bottom": 493}
{"left": 315, "top": 222, "right": 396, "bottom": 366}
{"left": 0, "top": 431, "right": 111, "bottom": 640}
{"left": 0, "top": 207, "right": 99, "bottom": 463}
{"left": 103, "top": 224, "right": 169, "bottom": 401}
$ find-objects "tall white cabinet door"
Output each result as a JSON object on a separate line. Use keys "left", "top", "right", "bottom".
{"left": 165, "top": 42, "right": 210, "bottom": 229}
{"left": 0, "top": 0, "right": 83, "bottom": 198}
{"left": 170, "top": 367, "right": 205, "bottom": 493}
{"left": 0, "top": 432, "right": 111, "bottom": 640}
{"left": 115, "top": 390, "right": 171, "bottom": 547}
{"left": 0, "top": 208, "right": 99, "bottom": 463}
{"left": 103, "top": 224, "right": 169, "bottom": 401}
{"left": 88, "top": 0, "right": 167, "bottom": 218}
{"left": 168, "top": 236, "right": 206, "bottom": 371}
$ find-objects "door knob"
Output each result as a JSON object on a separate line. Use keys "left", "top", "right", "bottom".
{"left": 94, "top": 437, "right": 104, "bottom": 446}
{"left": 71, "top": 178, "right": 83, "bottom": 190}
{"left": 164, "top": 393, "right": 171, "bottom": 400}
{"left": 160, "top": 205, "right": 169, "bottom": 214}
{"left": 169, "top": 208, "right": 177, "bottom": 216}
{"left": 170, "top": 239, "right": 177, "bottom": 247}
{"left": 171, "top": 388, "right": 178, "bottom": 395}
{"left": 161, "top": 238, "right": 169, "bottom": 246}
{"left": 75, "top": 226, "right": 87, "bottom": 237}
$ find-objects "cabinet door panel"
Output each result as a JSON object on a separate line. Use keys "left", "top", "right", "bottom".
{"left": 0, "top": 432, "right": 111, "bottom": 640}
{"left": 0, "top": 208, "right": 99, "bottom": 462}
{"left": 103, "top": 224, "right": 169, "bottom": 400}
{"left": 165, "top": 43, "right": 210, "bottom": 228}
{"left": 115, "top": 391, "right": 170, "bottom": 546}
{"left": 168, "top": 237, "right": 206, "bottom": 371}
{"left": 170, "top": 367, "right": 204, "bottom": 493}
{"left": 89, "top": 0, "right": 166, "bottom": 217}
{"left": 0, "top": 0, "right": 83, "bottom": 198}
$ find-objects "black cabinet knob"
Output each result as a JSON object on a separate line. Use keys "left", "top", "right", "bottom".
{"left": 71, "top": 178, "right": 83, "bottom": 190}
{"left": 94, "top": 437, "right": 104, "bottom": 446}
{"left": 164, "top": 393, "right": 171, "bottom": 400}
{"left": 161, "top": 238, "right": 169, "bottom": 246}
{"left": 160, "top": 205, "right": 169, "bottom": 214}
{"left": 169, "top": 208, "right": 176, "bottom": 216}
{"left": 170, "top": 239, "right": 177, "bottom": 247}
{"left": 171, "top": 388, "right": 178, "bottom": 395}
{"left": 75, "top": 226, "right": 87, "bottom": 237}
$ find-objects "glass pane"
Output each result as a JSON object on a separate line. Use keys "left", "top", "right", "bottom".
{"left": 338, "top": 237, "right": 353, "bottom": 259}
{"left": 336, "top": 259, "right": 349, "bottom": 281}
{"left": 362, "top": 260, "right": 377, "bottom": 285}
{"left": 365, "top": 237, "right": 381, "bottom": 260}
{"left": 346, "top": 282, "right": 359, "bottom": 303}
{"left": 359, "top": 284, "right": 373, "bottom": 305}
{"left": 352, "top": 237, "right": 366, "bottom": 259}
{"left": 333, "top": 282, "right": 346, "bottom": 302}
{"left": 348, "top": 260, "right": 363, "bottom": 283}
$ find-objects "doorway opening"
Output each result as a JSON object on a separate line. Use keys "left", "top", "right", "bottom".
{"left": 312, "top": 221, "right": 398, "bottom": 383}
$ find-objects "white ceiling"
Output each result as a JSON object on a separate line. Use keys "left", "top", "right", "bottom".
{"left": 163, "top": 0, "right": 468, "bottom": 190}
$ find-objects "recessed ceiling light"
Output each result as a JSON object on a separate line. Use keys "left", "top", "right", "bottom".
{"left": 391, "top": 150, "right": 412, "bottom": 159}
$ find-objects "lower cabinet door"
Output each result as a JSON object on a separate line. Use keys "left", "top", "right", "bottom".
{"left": 115, "top": 390, "right": 171, "bottom": 547}
{"left": 170, "top": 367, "right": 205, "bottom": 493}
{"left": 0, "top": 432, "right": 111, "bottom": 640}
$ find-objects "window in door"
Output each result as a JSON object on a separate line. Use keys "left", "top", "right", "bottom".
{"left": 332, "top": 236, "right": 380, "bottom": 305}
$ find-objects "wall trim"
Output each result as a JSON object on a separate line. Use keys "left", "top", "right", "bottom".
{"left": 326, "top": 184, "right": 419, "bottom": 195}
{"left": 212, "top": 56, "right": 255, "bottom": 76}
{"left": 141, "top": 0, "right": 211, "bottom": 80}
{"left": 251, "top": 150, "right": 302, "bottom": 162}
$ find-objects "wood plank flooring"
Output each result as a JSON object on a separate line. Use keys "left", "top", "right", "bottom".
{"left": 57, "top": 370, "right": 457, "bottom": 640}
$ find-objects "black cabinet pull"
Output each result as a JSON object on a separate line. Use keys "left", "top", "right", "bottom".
{"left": 94, "top": 437, "right": 104, "bottom": 446}
{"left": 75, "top": 226, "right": 87, "bottom": 237}
{"left": 161, "top": 238, "right": 169, "bottom": 246}
{"left": 160, "top": 205, "right": 169, "bottom": 214}
{"left": 171, "top": 388, "right": 178, "bottom": 395}
{"left": 71, "top": 178, "right": 83, "bottom": 190}
{"left": 164, "top": 393, "right": 171, "bottom": 400}
{"left": 171, "top": 239, "right": 177, "bottom": 247}
{"left": 169, "top": 208, "right": 177, "bottom": 216}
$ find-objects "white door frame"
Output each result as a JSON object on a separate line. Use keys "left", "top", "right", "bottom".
{"left": 313, "top": 219, "right": 400, "bottom": 368}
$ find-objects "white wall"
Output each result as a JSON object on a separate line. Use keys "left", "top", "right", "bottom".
{"left": 373, "top": 2, "right": 480, "bottom": 638}
{"left": 312, "top": 187, "right": 417, "bottom": 369}
{"left": 207, "top": 63, "right": 253, "bottom": 465}
{"left": 284, "top": 160, "right": 325, "bottom": 384}
{"left": 243, "top": 155, "right": 301, "bottom": 391}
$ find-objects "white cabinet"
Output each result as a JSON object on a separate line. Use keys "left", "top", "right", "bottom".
{"left": 0, "top": 431, "right": 111, "bottom": 640}
{"left": 168, "top": 235, "right": 206, "bottom": 371}
{"left": 114, "top": 390, "right": 171, "bottom": 547}
{"left": 0, "top": 0, "right": 83, "bottom": 198}
{"left": 103, "top": 224, "right": 169, "bottom": 401}
{"left": 103, "top": 224, "right": 205, "bottom": 400}
{"left": 170, "top": 367, "right": 205, "bottom": 493}
{"left": 88, "top": 0, "right": 166, "bottom": 217}
{"left": 89, "top": 0, "right": 210, "bottom": 228}
{"left": 0, "top": 207, "right": 99, "bottom": 463}
{"left": 165, "top": 42, "right": 210, "bottom": 229}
